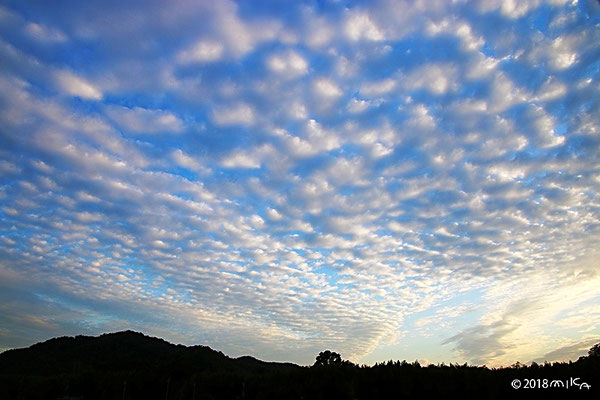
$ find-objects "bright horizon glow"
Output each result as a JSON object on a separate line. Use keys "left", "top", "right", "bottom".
{"left": 0, "top": 0, "right": 599, "bottom": 367}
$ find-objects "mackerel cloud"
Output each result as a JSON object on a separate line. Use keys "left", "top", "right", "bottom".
{"left": 0, "top": 0, "right": 599, "bottom": 366}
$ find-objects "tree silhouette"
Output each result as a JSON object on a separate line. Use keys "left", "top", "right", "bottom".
{"left": 314, "top": 350, "right": 342, "bottom": 367}
{"left": 589, "top": 343, "right": 600, "bottom": 358}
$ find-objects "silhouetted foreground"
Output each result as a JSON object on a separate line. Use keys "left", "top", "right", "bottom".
{"left": 0, "top": 331, "right": 597, "bottom": 399}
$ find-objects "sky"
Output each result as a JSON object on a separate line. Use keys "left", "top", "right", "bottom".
{"left": 0, "top": 0, "right": 599, "bottom": 367}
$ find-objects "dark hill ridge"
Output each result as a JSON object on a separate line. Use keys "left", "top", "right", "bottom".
{"left": 0, "top": 331, "right": 597, "bottom": 399}
{"left": 0, "top": 330, "right": 299, "bottom": 376}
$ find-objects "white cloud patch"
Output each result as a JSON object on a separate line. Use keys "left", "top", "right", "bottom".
{"left": 266, "top": 207, "right": 283, "bottom": 221}
{"left": 521, "top": 28, "right": 593, "bottom": 72}
{"left": 522, "top": 105, "right": 565, "bottom": 148}
{"left": 303, "top": 11, "right": 334, "bottom": 48}
{"left": 360, "top": 78, "right": 396, "bottom": 97}
{"left": 548, "top": 35, "right": 578, "bottom": 70}
{"left": 214, "top": 2, "right": 282, "bottom": 57}
{"left": 171, "top": 149, "right": 210, "bottom": 174}
{"left": 304, "top": 119, "right": 342, "bottom": 154}
{"left": 476, "top": 0, "right": 546, "bottom": 19}
{"left": 289, "top": 101, "right": 307, "bottom": 120}
{"left": 312, "top": 78, "right": 343, "bottom": 99}
{"left": 427, "top": 19, "right": 483, "bottom": 52}
{"left": 75, "top": 211, "right": 103, "bottom": 223}
{"left": 25, "top": 22, "right": 67, "bottom": 43}
{"left": 106, "top": 105, "right": 185, "bottom": 134}
{"left": 344, "top": 11, "right": 384, "bottom": 41}
{"left": 177, "top": 40, "right": 224, "bottom": 64}
{"left": 212, "top": 103, "right": 255, "bottom": 126}
{"left": 534, "top": 77, "right": 567, "bottom": 102}
{"left": 323, "top": 157, "right": 370, "bottom": 187}
{"left": 347, "top": 98, "right": 370, "bottom": 114}
{"left": 488, "top": 72, "right": 529, "bottom": 113}
{"left": 266, "top": 51, "right": 308, "bottom": 78}
{"left": 221, "top": 144, "right": 275, "bottom": 169}
{"left": 403, "top": 64, "right": 457, "bottom": 95}
{"left": 54, "top": 70, "right": 102, "bottom": 100}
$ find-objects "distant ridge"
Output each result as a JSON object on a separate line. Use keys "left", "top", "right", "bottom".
{"left": 0, "top": 330, "right": 300, "bottom": 376}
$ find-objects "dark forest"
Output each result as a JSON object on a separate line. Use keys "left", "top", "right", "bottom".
{"left": 0, "top": 331, "right": 597, "bottom": 399}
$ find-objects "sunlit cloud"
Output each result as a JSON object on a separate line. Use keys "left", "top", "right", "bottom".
{"left": 0, "top": 0, "right": 598, "bottom": 367}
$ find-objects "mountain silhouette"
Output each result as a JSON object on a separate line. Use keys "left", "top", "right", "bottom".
{"left": 0, "top": 330, "right": 300, "bottom": 375}
{"left": 1, "top": 331, "right": 597, "bottom": 399}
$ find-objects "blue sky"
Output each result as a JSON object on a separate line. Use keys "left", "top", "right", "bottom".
{"left": 0, "top": 0, "right": 599, "bottom": 366}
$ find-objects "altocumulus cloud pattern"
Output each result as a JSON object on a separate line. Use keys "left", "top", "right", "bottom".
{"left": 0, "top": 0, "right": 599, "bottom": 367}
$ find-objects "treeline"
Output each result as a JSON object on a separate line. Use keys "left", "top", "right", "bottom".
{"left": 0, "top": 331, "right": 597, "bottom": 399}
